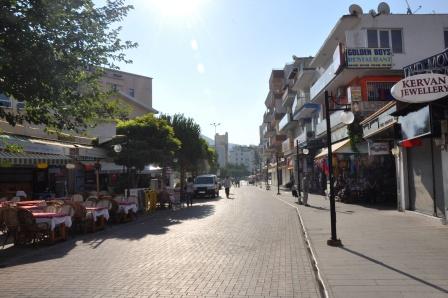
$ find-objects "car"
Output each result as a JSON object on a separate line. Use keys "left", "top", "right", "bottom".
{"left": 193, "top": 174, "right": 219, "bottom": 198}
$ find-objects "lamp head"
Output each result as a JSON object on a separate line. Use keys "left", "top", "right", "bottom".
{"left": 341, "top": 111, "right": 355, "bottom": 125}
{"left": 113, "top": 144, "right": 122, "bottom": 153}
{"left": 302, "top": 148, "right": 309, "bottom": 155}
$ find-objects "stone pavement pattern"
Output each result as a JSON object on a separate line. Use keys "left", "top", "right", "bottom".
{"left": 276, "top": 189, "right": 448, "bottom": 298}
{"left": 0, "top": 186, "right": 320, "bottom": 298}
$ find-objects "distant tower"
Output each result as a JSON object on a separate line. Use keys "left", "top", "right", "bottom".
{"left": 215, "top": 132, "right": 228, "bottom": 168}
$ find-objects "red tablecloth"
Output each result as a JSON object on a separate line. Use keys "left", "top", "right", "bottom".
{"left": 17, "top": 200, "right": 46, "bottom": 206}
{"left": 20, "top": 205, "right": 43, "bottom": 210}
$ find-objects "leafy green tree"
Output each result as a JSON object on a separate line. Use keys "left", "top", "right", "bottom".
{"left": 111, "top": 114, "right": 181, "bottom": 188}
{"left": 160, "top": 114, "right": 214, "bottom": 190}
{"left": 0, "top": 0, "right": 137, "bottom": 130}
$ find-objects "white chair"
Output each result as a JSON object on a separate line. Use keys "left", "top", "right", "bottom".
{"left": 71, "top": 194, "right": 84, "bottom": 202}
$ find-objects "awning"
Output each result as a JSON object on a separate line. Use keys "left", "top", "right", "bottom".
{"left": 314, "top": 139, "right": 368, "bottom": 159}
{"left": 0, "top": 151, "right": 71, "bottom": 166}
{"left": 98, "top": 161, "right": 162, "bottom": 174}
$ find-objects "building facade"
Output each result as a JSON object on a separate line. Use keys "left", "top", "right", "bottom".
{"left": 259, "top": 3, "right": 448, "bottom": 222}
{"left": 0, "top": 68, "right": 157, "bottom": 198}
{"left": 228, "top": 145, "right": 257, "bottom": 173}
{"left": 215, "top": 132, "right": 229, "bottom": 168}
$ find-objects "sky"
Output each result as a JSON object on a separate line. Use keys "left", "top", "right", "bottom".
{"left": 107, "top": 0, "right": 448, "bottom": 145}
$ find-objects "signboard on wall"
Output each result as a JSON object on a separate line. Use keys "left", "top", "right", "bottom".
{"left": 368, "top": 142, "right": 390, "bottom": 155}
{"left": 346, "top": 48, "right": 392, "bottom": 68}
{"left": 391, "top": 73, "right": 448, "bottom": 103}
{"left": 347, "top": 86, "right": 362, "bottom": 102}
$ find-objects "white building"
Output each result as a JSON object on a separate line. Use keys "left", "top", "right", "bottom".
{"left": 229, "top": 145, "right": 257, "bottom": 173}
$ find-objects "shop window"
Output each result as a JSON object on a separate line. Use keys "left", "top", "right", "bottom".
{"left": 366, "top": 82, "right": 396, "bottom": 101}
{"left": 367, "top": 29, "right": 403, "bottom": 53}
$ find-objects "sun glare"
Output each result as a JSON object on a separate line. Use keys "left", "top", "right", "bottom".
{"left": 149, "top": 0, "right": 202, "bottom": 18}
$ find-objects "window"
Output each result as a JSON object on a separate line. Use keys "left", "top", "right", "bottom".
{"left": 0, "top": 93, "right": 11, "bottom": 108}
{"left": 367, "top": 29, "right": 403, "bottom": 53}
{"left": 379, "top": 31, "right": 390, "bottom": 48}
{"left": 444, "top": 29, "right": 448, "bottom": 49}
{"left": 111, "top": 84, "right": 120, "bottom": 92}
{"left": 129, "top": 88, "right": 135, "bottom": 97}
{"left": 366, "top": 82, "right": 396, "bottom": 101}
{"left": 367, "top": 30, "right": 378, "bottom": 48}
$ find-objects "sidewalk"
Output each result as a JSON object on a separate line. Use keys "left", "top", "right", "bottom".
{"left": 275, "top": 190, "right": 448, "bottom": 298}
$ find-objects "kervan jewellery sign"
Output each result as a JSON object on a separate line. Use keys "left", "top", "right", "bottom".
{"left": 391, "top": 73, "right": 448, "bottom": 103}
{"left": 345, "top": 48, "right": 392, "bottom": 68}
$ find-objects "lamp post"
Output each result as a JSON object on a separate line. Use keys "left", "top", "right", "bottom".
{"left": 324, "top": 90, "right": 354, "bottom": 247}
{"left": 210, "top": 122, "right": 221, "bottom": 137}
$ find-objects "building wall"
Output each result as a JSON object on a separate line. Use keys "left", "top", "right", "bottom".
{"left": 229, "top": 145, "right": 257, "bottom": 173}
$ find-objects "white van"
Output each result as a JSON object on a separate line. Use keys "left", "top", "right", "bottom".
{"left": 193, "top": 174, "right": 219, "bottom": 198}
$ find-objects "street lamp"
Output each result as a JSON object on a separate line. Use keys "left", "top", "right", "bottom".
{"left": 295, "top": 140, "right": 309, "bottom": 201}
{"left": 324, "top": 90, "right": 354, "bottom": 247}
{"left": 210, "top": 122, "right": 221, "bottom": 136}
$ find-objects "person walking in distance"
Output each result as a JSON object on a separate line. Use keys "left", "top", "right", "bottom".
{"left": 301, "top": 174, "right": 310, "bottom": 206}
{"left": 186, "top": 177, "right": 194, "bottom": 207}
{"left": 223, "top": 176, "right": 231, "bottom": 199}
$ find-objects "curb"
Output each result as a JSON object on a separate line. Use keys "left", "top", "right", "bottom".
{"left": 275, "top": 194, "right": 330, "bottom": 298}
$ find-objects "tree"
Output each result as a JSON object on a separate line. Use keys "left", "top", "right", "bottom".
{"left": 111, "top": 114, "right": 181, "bottom": 187}
{"left": 0, "top": 0, "right": 137, "bottom": 130}
{"left": 160, "top": 114, "right": 214, "bottom": 190}
{"left": 220, "top": 163, "right": 250, "bottom": 178}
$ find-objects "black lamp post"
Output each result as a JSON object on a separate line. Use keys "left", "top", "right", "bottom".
{"left": 324, "top": 90, "right": 354, "bottom": 247}
{"left": 296, "top": 140, "right": 301, "bottom": 199}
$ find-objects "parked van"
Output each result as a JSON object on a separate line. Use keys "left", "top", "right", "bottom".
{"left": 193, "top": 174, "right": 219, "bottom": 198}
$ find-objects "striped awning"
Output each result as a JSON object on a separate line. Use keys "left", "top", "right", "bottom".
{"left": 0, "top": 151, "right": 71, "bottom": 166}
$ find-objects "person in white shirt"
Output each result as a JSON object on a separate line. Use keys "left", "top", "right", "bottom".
{"left": 223, "top": 176, "right": 231, "bottom": 199}
{"left": 186, "top": 177, "right": 194, "bottom": 206}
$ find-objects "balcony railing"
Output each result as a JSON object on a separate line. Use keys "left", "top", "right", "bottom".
{"left": 273, "top": 99, "right": 286, "bottom": 120}
{"left": 315, "top": 111, "right": 347, "bottom": 136}
{"left": 282, "top": 87, "right": 296, "bottom": 107}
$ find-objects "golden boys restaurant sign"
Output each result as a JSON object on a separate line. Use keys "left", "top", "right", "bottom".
{"left": 345, "top": 48, "right": 392, "bottom": 68}
{"left": 391, "top": 73, "right": 448, "bottom": 103}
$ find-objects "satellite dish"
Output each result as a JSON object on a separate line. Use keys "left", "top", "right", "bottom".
{"left": 378, "top": 2, "right": 391, "bottom": 15}
{"left": 349, "top": 4, "right": 363, "bottom": 16}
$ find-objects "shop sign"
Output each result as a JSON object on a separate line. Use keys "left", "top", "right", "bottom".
{"left": 403, "top": 49, "right": 448, "bottom": 77}
{"left": 368, "top": 142, "right": 390, "bottom": 155}
{"left": 391, "top": 73, "right": 448, "bottom": 103}
{"left": 347, "top": 86, "right": 362, "bottom": 103}
{"left": 346, "top": 48, "right": 392, "bottom": 68}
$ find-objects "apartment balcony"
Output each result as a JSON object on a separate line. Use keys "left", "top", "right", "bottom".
{"left": 294, "top": 127, "right": 315, "bottom": 147}
{"left": 273, "top": 99, "right": 286, "bottom": 120}
{"left": 292, "top": 95, "right": 320, "bottom": 121}
{"left": 269, "top": 70, "right": 285, "bottom": 95}
{"left": 282, "top": 138, "right": 295, "bottom": 156}
{"left": 263, "top": 109, "right": 273, "bottom": 123}
{"left": 263, "top": 123, "right": 276, "bottom": 138}
{"left": 278, "top": 113, "right": 297, "bottom": 133}
{"left": 315, "top": 110, "right": 348, "bottom": 137}
{"left": 269, "top": 134, "right": 287, "bottom": 149}
{"left": 281, "top": 87, "right": 296, "bottom": 108}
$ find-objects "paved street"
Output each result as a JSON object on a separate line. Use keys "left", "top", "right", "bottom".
{"left": 277, "top": 190, "right": 448, "bottom": 298}
{"left": 0, "top": 186, "right": 320, "bottom": 298}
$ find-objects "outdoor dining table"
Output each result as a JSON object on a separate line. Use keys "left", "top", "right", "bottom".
{"left": 32, "top": 212, "right": 72, "bottom": 242}
{"left": 117, "top": 202, "right": 138, "bottom": 214}
{"left": 85, "top": 207, "right": 109, "bottom": 231}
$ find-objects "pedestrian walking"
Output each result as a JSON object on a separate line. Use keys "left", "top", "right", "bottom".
{"left": 301, "top": 174, "right": 309, "bottom": 206}
{"left": 223, "top": 176, "right": 231, "bottom": 198}
{"left": 186, "top": 177, "right": 194, "bottom": 206}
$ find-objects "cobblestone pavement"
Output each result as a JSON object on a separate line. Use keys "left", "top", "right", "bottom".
{"left": 0, "top": 186, "right": 320, "bottom": 298}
